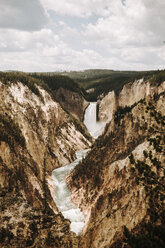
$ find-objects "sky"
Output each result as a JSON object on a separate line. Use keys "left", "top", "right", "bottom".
{"left": 0, "top": 0, "right": 165, "bottom": 72}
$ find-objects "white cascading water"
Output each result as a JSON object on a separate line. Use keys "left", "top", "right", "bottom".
{"left": 52, "top": 149, "right": 89, "bottom": 235}
{"left": 52, "top": 102, "right": 105, "bottom": 235}
{"left": 84, "top": 102, "right": 105, "bottom": 139}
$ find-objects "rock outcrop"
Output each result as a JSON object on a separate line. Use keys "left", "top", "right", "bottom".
{"left": 67, "top": 81, "right": 165, "bottom": 247}
{"left": 53, "top": 87, "right": 88, "bottom": 122}
{"left": 1, "top": 72, "right": 165, "bottom": 248}
{"left": 0, "top": 192, "right": 79, "bottom": 248}
{"left": 0, "top": 75, "right": 91, "bottom": 247}
{"left": 97, "top": 91, "right": 116, "bottom": 122}
{"left": 0, "top": 81, "right": 91, "bottom": 172}
{"left": 98, "top": 78, "right": 165, "bottom": 123}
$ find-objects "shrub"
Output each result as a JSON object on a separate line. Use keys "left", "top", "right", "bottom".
{"left": 0, "top": 71, "right": 45, "bottom": 100}
{"left": 0, "top": 113, "right": 25, "bottom": 149}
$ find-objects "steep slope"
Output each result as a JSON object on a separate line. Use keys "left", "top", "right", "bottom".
{"left": 98, "top": 77, "right": 165, "bottom": 123}
{"left": 53, "top": 87, "right": 88, "bottom": 122}
{"left": 60, "top": 69, "right": 159, "bottom": 102}
{"left": 67, "top": 81, "right": 165, "bottom": 247}
{"left": 0, "top": 73, "right": 91, "bottom": 247}
{"left": 30, "top": 73, "right": 88, "bottom": 121}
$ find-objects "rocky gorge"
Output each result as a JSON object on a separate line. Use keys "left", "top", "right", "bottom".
{"left": 0, "top": 73, "right": 91, "bottom": 247}
{"left": 0, "top": 71, "right": 165, "bottom": 247}
{"left": 67, "top": 77, "right": 165, "bottom": 247}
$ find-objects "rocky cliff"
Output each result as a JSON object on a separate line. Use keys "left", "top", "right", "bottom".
{"left": 67, "top": 80, "right": 165, "bottom": 247}
{"left": 1, "top": 71, "right": 165, "bottom": 248}
{"left": 53, "top": 87, "right": 88, "bottom": 122}
{"left": 98, "top": 77, "right": 165, "bottom": 124}
{"left": 0, "top": 73, "right": 91, "bottom": 247}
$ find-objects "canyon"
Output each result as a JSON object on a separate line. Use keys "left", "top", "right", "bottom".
{"left": 68, "top": 78, "right": 165, "bottom": 247}
{"left": 0, "top": 74, "right": 91, "bottom": 247}
{"left": 0, "top": 71, "right": 165, "bottom": 247}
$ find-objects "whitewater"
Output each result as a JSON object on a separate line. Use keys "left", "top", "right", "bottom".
{"left": 84, "top": 102, "right": 105, "bottom": 138}
{"left": 52, "top": 102, "right": 105, "bottom": 234}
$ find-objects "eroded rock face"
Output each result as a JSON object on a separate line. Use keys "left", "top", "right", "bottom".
{"left": 0, "top": 192, "right": 79, "bottom": 248}
{"left": 68, "top": 89, "right": 165, "bottom": 247}
{"left": 98, "top": 78, "right": 165, "bottom": 123}
{"left": 53, "top": 87, "right": 88, "bottom": 122}
{"left": 0, "top": 81, "right": 91, "bottom": 173}
{"left": 97, "top": 91, "right": 116, "bottom": 122}
{"left": 0, "top": 80, "right": 91, "bottom": 247}
{"left": 1, "top": 75, "right": 164, "bottom": 247}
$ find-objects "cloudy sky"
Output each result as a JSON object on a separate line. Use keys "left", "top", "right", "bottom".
{"left": 0, "top": 0, "right": 165, "bottom": 72}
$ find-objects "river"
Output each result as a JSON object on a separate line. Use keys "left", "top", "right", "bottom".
{"left": 52, "top": 102, "right": 105, "bottom": 234}
{"left": 51, "top": 149, "right": 88, "bottom": 235}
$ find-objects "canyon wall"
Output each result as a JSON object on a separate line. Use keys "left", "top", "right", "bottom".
{"left": 68, "top": 82, "right": 165, "bottom": 247}
{"left": 98, "top": 78, "right": 165, "bottom": 123}
{"left": 0, "top": 78, "right": 91, "bottom": 247}
{"left": 1, "top": 73, "right": 164, "bottom": 248}
{"left": 53, "top": 87, "right": 88, "bottom": 122}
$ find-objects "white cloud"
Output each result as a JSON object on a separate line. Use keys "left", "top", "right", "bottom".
{"left": 0, "top": 28, "right": 70, "bottom": 58}
{"left": 41, "top": 0, "right": 110, "bottom": 17}
{"left": 84, "top": 0, "right": 165, "bottom": 48}
{"left": 0, "top": 0, "right": 165, "bottom": 72}
{"left": 0, "top": 0, "right": 48, "bottom": 31}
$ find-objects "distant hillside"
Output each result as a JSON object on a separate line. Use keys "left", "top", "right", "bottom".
{"left": 60, "top": 69, "right": 115, "bottom": 83}
{"left": 0, "top": 71, "right": 49, "bottom": 99}
{"left": 29, "top": 73, "right": 86, "bottom": 97}
{"left": 29, "top": 73, "right": 88, "bottom": 121}
{"left": 0, "top": 71, "right": 86, "bottom": 98}
{"left": 43, "top": 69, "right": 165, "bottom": 101}
{"left": 3, "top": 69, "right": 165, "bottom": 102}
{"left": 28, "top": 70, "right": 145, "bottom": 101}
{"left": 30, "top": 69, "right": 115, "bottom": 82}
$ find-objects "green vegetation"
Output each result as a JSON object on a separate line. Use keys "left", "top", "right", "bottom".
{"left": 114, "top": 101, "right": 143, "bottom": 125}
{"left": 95, "top": 131, "right": 115, "bottom": 148}
{"left": 0, "top": 112, "right": 25, "bottom": 150}
{"left": 0, "top": 71, "right": 46, "bottom": 99}
{"left": 82, "top": 72, "right": 145, "bottom": 100}
{"left": 30, "top": 73, "right": 86, "bottom": 97}
{"left": 0, "top": 227, "right": 14, "bottom": 244}
{"left": 85, "top": 70, "right": 165, "bottom": 101}
{"left": 60, "top": 69, "right": 115, "bottom": 82}
{"left": 128, "top": 100, "right": 165, "bottom": 188}
{"left": 71, "top": 152, "right": 103, "bottom": 190}
{"left": 127, "top": 99, "right": 165, "bottom": 248}
{"left": 42, "top": 156, "right": 47, "bottom": 213}
{"left": 123, "top": 223, "right": 165, "bottom": 248}
{"left": 47, "top": 69, "right": 165, "bottom": 101}
{"left": 32, "top": 69, "right": 115, "bottom": 84}
{"left": 60, "top": 69, "right": 148, "bottom": 101}
{"left": 72, "top": 117, "right": 92, "bottom": 142}
{"left": 27, "top": 70, "right": 146, "bottom": 101}
{"left": 150, "top": 69, "right": 165, "bottom": 86}
{"left": 2, "top": 69, "right": 165, "bottom": 102}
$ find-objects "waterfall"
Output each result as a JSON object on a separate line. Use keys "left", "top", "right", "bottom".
{"left": 52, "top": 103, "right": 105, "bottom": 235}
{"left": 84, "top": 102, "right": 105, "bottom": 138}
